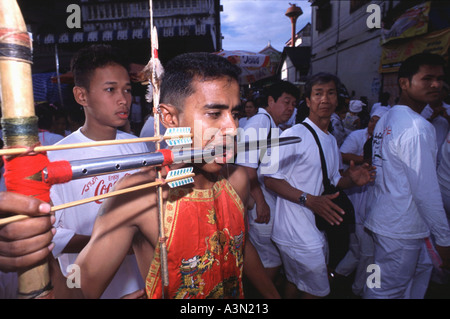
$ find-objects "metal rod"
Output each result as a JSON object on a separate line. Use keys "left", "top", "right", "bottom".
{"left": 43, "top": 136, "right": 301, "bottom": 182}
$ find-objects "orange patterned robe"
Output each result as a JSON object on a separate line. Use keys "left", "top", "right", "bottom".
{"left": 145, "top": 175, "right": 245, "bottom": 299}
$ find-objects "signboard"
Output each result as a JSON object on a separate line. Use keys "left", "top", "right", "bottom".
{"left": 381, "top": 1, "right": 431, "bottom": 45}
{"left": 379, "top": 27, "right": 450, "bottom": 73}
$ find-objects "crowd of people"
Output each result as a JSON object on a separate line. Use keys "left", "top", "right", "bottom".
{"left": 0, "top": 44, "right": 449, "bottom": 300}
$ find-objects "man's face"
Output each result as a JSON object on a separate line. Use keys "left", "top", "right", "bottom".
{"left": 244, "top": 101, "right": 257, "bottom": 118}
{"left": 367, "top": 115, "right": 380, "bottom": 137}
{"left": 177, "top": 76, "right": 240, "bottom": 172}
{"left": 81, "top": 63, "right": 132, "bottom": 131}
{"left": 268, "top": 92, "right": 297, "bottom": 126}
{"left": 306, "top": 81, "right": 338, "bottom": 121}
{"left": 401, "top": 64, "right": 444, "bottom": 106}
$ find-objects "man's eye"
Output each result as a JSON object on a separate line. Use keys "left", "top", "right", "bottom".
{"left": 232, "top": 112, "right": 240, "bottom": 119}
{"left": 105, "top": 87, "right": 114, "bottom": 92}
{"left": 208, "top": 112, "right": 221, "bottom": 118}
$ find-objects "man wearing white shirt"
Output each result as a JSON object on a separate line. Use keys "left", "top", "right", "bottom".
{"left": 263, "top": 73, "right": 374, "bottom": 298}
{"left": 364, "top": 53, "right": 450, "bottom": 299}
{"left": 49, "top": 44, "right": 146, "bottom": 299}
{"left": 236, "top": 80, "right": 299, "bottom": 284}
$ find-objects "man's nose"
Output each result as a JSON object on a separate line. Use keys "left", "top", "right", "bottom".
{"left": 320, "top": 94, "right": 330, "bottom": 103}
{"left": 221, "top": 112, "right": 237, "bottom": 136}
{"left": 431, "top": 79, "right": 443, "bottom": 89}
{"left": 117, "top": 91, "right": 128, "bottom": 105}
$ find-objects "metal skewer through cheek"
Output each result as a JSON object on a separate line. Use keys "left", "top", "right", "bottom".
{"left": 42, "top": 136, "right": 301, "bottom": 181}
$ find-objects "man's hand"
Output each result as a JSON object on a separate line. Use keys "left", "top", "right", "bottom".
{"left": 346, "top": 161, "right": 376, "bottom": 187}
{"left": 0, "top": 192, "right": 54, "bottom": 273}
{"left": 306, "top": 192, "right": 345, "bottom": 226}
{"left": 254, "top": 198, "right": 270, "bottom": 224}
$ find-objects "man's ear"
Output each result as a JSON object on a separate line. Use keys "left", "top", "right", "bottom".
{"left": 305, "top": 97, "right": 311, "bottom": 108}
{"left": 73, "top": 86, "right": 88, "bottom": 107}
{"left": 158, "top": 103, "right": 179, "bottom": 128}
{"left": 398, "top": 77, "right": 410, "bottom": 92}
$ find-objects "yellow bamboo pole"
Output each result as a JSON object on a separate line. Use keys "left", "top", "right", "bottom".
{"left": 0, "top": 0, "right": 52, "bottom": 299}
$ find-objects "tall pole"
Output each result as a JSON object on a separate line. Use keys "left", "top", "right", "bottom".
{"left": 0, "top": 0, "right": 53, "bottom": 299}
{"left": 285, "top": 3, "right": 303, "bottom": 47}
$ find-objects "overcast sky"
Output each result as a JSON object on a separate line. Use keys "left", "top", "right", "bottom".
{"left": 221, "top": 0, "right": 312, "bottom": 53}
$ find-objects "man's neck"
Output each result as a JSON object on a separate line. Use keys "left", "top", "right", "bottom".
{"left": 191, "top": 165, "right": 220, "bottom": 189}
{"left": 308, "top": 116, "right": 330, "bottom": 133}
{"left": 80, "top": 124, "right": 117, "bottom": 141}
{"left": 265, "top": 107, "right": 279, "bottom": 126}
{"left": 398, "top": 94, "right": 427, "bottom": 114}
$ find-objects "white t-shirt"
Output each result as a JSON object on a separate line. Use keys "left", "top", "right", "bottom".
{"left": 235, "top": 108, "right": 280, "bottom": 236}
{"left": 39, "top": 130, "right": 64, "bottom": 146}
{"left": 365, "top": 105, "right": 450, "bottom": 246}
{"left": 340, "top": 128, "right": 371, "bottom": 224}
{"left": 48, "top": 128, "right": 148, "bottom": 298}
{"left": 264, "top": 118, "right": 341, "bottom": 250}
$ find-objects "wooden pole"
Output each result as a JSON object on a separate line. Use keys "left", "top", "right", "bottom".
{"left": 0, "top": 0, "right": 52, "bottom": 298}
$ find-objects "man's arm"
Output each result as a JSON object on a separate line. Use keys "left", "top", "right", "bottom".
{"left": 243, "top": 166, "right": 270, "bottom": 224}
{"left": 402, "top": 134, "right": 450, "bottom": 249}
{"left": 75, "top": 169, "right": 158, "bottom": 299}
{"left": 226, "top": 165, "right": 279, "bottom": 298}
{"left": 75, "top": 208, "right": 139, "bottom": 299}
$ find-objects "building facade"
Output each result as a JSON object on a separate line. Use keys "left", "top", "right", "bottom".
{"left": 280, "top": 22, "right": 311, "bottom": 85}
{"left": 309, "top": 0, "right": 384, "bottom": 108}
{"left": 19, "top": 0, "right": 223, "bottom": 72}
{"left": 309, "top": 0, "right": 450, "bottom": 108}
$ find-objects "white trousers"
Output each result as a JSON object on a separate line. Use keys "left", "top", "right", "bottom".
{"left": 363, "top": 233, "right": 433, "bottom": 299}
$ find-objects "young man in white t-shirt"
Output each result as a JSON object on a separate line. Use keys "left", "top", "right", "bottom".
{"left": 48, "top": 44, "right": 147, "bottom": 299}
{"left": 263, "top": 73, "right": 375, "bottom": 298}
{"left": 364, "top": 53, "right": 450, "bottom": 299}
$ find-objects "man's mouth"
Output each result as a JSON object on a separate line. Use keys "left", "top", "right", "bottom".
{"left": 117, "top": 111, "right": 129, "bottom": 119}
{"left": 204, "top": 138, "right": 236, "bottom": 164}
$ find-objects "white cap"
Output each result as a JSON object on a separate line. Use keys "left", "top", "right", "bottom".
{"left": 349, "top": 100, "right": 365, "bottom": 113}
{"left": 371, "top": 106, "right": 389, "bottom": 119}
